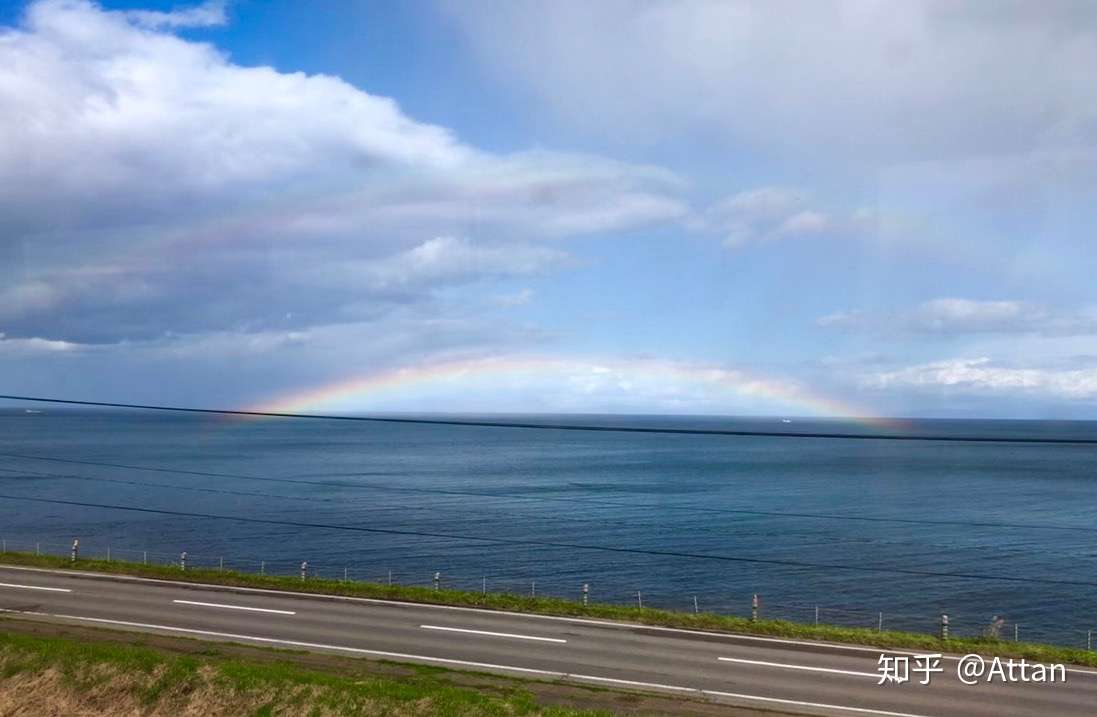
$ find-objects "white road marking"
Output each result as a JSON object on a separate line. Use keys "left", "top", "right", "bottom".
{"left": 570, "top": 674, "right": 693, "bottom": 691}
{"left": 4, "top": 565, "right": 1096, "bottom": 680}
{"left": 172, "top": 599, "right": 295, "bottom": 615}
{"left": 701, "top": 689, "right": 934, "bottom": 717}
{"left": 0, "top": 608, "right": 938, "bottom": 716}
{"left": 0, "top": 608, "right": 563, "bottom": 678}
{"left": 420, "top": 624, "right": 565, "bottom": 643}
{"left": 0, "top": 565, "right": 926, "bottom": 655}
{"left": 0, "top": 581, "right": 71, "bottom": 593}
{"left": 718, "top": 655, "right": 879, "bottom": 679}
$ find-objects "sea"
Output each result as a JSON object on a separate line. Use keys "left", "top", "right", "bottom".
{"left": 2, "top": 408, "right": 1096, "bottom": 646}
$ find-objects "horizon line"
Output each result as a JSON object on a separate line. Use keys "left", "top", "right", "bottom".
{"left": 3, "top": 395, "right": 1097, "bottom": 445}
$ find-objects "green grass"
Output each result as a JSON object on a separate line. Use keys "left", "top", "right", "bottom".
{"left": 3, "top": 550, "right": 1095, "bottom": 668}
{"left": 0, "top": 631, "right": 609, "bottom": 716}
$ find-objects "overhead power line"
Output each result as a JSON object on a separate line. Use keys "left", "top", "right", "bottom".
{"left": 3, "top": 394, "right": 1097, "bottom": 444}
{"left": 0, "top": 464, "right": 650, "bottom": 530}
{"left": 4, "top": 451, "right": 1097, "bottom": 534}
{"left": 1, "top": 492, "right": 1096, "bottom": 588}
{"left": 0, "top": 452, "right": 394, "bottom": 486}
{"left": 0, "top": 466, "right": 337, "bottom": 504}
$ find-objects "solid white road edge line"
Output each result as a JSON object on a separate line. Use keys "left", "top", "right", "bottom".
{"left": 0, "top": 565, "right": 897, "bottom": 653}
{"left": 4, "top": 565, "right": 1094, "bottom": 679}
{"left": 569, "top": 674, "right": 694, "bottom": 691}
{"left": 717, "top": 655, "right": 879, "bottom": 679}
{"left": 0, "top": 581, "right": 71, "bottom": 593}
{"left": 0, "top": 608, "right": 561, "bottom": 678}
{"left": 0, "top": 608, "right": 935, "bottom": 717}
{"left": 172, "top": 599, "right": 296, "bottom": 615}
{"left": 701, "top": 689, "right": 934, "bottom": 717}
{"left": 420, "top": 624, "right": 566, "bottom": 643}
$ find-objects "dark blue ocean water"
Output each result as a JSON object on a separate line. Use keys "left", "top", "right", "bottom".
{"left": 2, "top": 409, "right": 1096, "bottom": 646}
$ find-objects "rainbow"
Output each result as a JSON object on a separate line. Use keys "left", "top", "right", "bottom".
{"left": 246, "top": 355, "right": 898, "bottom": 427}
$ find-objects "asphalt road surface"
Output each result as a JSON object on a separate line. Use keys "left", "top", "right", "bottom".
{"left": 0, "top": 564, "right": 1093, "bottom": 716}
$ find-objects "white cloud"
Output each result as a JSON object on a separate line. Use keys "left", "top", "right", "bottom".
{"left": 492, "top": 288, "right": 534, "bottom": 307}
{"left": 914, "top": 299, "right": 1033, "bottom": 332}
{"left": 0, "top": 1, "right": 686, "bottom": 231}
{"left": 863, "top": 357, "right": 1097, "bottom": 401}
{"left": 776, "top": 210, "right": 831, "bottom": 237}
{"left": 820, "top": 298, "right": 1097, "bottom": 336}
{"left": 0, "top": 332, "right": 80, "bottom": 354}
{"left": 706, "top": 187, "right": 842, "bottom": 248}
{"left": 2, "top": 1, "right": 467, "bottom": 208}
{"left": 125, "top": 0, "right": 227, "bottom": 29}
{"left": 358, "top": 236, "right": 569, "bottom": 290}
{"left": 446, "top": 0, "right": 1097, "bottom": 160}
{"left": 817, "top": 310, "right": 864, "bottom": 329}
{"left": 0, "top": 0, "right": 687, "bottom": 343}
{"left": 713, "top": 187, "right": 804, "bottom": 221}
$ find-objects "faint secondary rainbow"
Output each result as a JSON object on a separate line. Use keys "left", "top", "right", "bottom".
{"left": 246, "top": 355, "right": 898, "bottom": 427}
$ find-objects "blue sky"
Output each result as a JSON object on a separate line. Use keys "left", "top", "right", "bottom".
{"left": 2, "top": 0, "right": 1097, "bottom": 418}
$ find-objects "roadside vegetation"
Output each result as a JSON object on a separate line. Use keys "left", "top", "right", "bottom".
{"left": 0, "top": 629, "right": 613, "bottom": 716}
{"left": 3, "top": 550, "right": 1096, "bottom": 669}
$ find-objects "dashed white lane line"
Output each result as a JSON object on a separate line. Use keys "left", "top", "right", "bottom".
{"left": 718, "top": 655, "right": 879, "bottom": 679}
{"left": 0, "top": 608, "right": 934, "bottom": 717}
{"left": 420, "top": 624, "right": 566, "bottom": 643}
{"left": 0, "top": 581, "right": 71, "bottom": 593}
{"left": 172, "top": 599, "right": 295, "bottom": 615}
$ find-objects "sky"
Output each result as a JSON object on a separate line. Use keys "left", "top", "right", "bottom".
{"left": 1, "top": 0, "right": 1097, "bottom": 419}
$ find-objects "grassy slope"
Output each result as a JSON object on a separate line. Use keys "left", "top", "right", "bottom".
{"left": 0, "top": 630, "right": 611, "bottom": 716}
{"left": 2, "top": 550, "right": 1094, "bottom": 668}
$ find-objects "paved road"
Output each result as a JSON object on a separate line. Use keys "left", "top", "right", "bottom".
{"left": 0, "top": 564, "right": 1093, "bottom": 716}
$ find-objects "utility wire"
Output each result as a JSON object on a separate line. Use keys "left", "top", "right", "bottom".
{"left": 0, "top": 466, "right": 337, "bottom": 504}
{"left": 4, "top": 394, "right": 1097, "bottom": 444}
{"left": 1, "top": 491, "right": 1095, "bottom": 587}
{"left": 2, "top": 456, "right": 1097, "bottom": 532}
{"left": 0, "top": 452, "right": 393, "bottom": 488}
{"left": 0, "top": 464, "right": 652, "bottom": 530}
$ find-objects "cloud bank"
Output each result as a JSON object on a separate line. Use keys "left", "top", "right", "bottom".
{"left": 820, "top": 299, "right": 1097, "bottom": 336}
{"left": 2, "top": 0, "right": 1096, "bottom": 417}
{"left": 446, "top": 0, "right": 1097, "bottom": 160}
{"left": 0, "top": 0, "right": 686, "bottom": 345}
{"left": 863, "top": 357, "right": 1097, "bottom": 401}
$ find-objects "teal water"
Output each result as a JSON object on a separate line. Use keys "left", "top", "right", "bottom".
{"left": 1, "top": 410, "right": 1096, "bottom": 645}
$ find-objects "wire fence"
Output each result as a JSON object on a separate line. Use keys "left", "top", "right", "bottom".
{"left": 3, "top": 534, "right": 1093, "bottom": 652}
